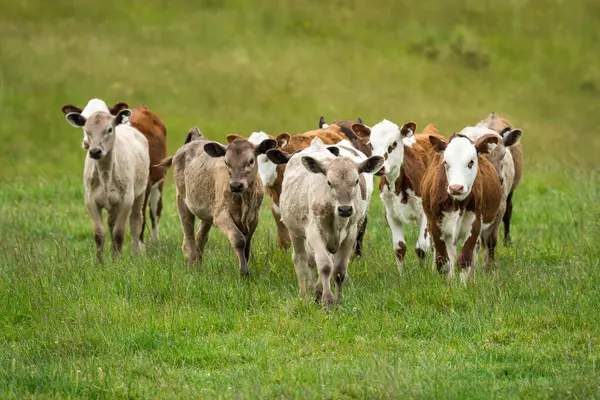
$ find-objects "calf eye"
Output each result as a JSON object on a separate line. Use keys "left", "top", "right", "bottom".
{"left": 467, "top": 160, "right": 474, "bottom": 169}
{"left": 107, "top": 127, "right": 113, "bottom": 134}
{"left": 387, "top": 146, "right": 393, "bottom": 153}
{"left": 327, "top": 181, "right": 332, "bottom": 187}
{"left": 355, "top": 179, "right": 359, "bottom": 185}
{"left": 249, "top": 159, "right": 254, "bottom": 166}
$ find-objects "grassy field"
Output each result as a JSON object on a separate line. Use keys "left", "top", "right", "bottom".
{"left": 1, "top": 0, "right": 599, "bottom": 398}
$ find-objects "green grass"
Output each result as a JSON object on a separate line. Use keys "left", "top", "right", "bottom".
{"left": 1, "top": 0, "right": 599, "bottom": 398}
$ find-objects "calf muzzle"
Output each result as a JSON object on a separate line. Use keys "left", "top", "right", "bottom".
{"left": 338, "top": 205, "right": 353, "bottom": 217}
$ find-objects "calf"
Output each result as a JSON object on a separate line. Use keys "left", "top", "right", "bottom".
{"left": 63, "top": 109, "right": 149, "bottom": 262}
{"left": 370, "top": 119, "right": 443, "bottom": 273}
{"left": 267, "top": 139, "right": 383, "bottom": 306}
{"left": 246, "top": 126, "right": 347, "bottom": 249}
{"left": 459, "top": 126, "right": 522, "bottom": 264}
{"left": 161, "top": 128, "right": 276, "bottom": 276}
{"left": 421, "top": 134, "right": 502, "bottom": 283}
{"left": 475, "top": 112, "right": 523, "bottom": 244}
{"left": 319, "top": 116, "right": 372, "bottom": 156}
{"left": 62, "top": 99, "right": 167, "bottom": 242}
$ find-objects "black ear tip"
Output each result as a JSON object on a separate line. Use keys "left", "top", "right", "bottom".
{"left": 357, "top": 117, "right": 363, "bottom": 124}
{"left": 319, "top": 116, "right": 326, "bottom": 128}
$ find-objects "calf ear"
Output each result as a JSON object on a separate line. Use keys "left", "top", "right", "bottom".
{"left": 301, "top": 156, "right": 327, "bottom": 175}
{"left": 115, "top": 109, "right": 132, "bottom": 125}
{"left": 475, "top": 133, "right": 500, "bottom": 155}
{"left": 400, "top": 122, "right": 417, "bottom": 138}
{"left": 266, "top": 149, "right": 291, "bottom": 165}
{"left": 357, "top": 117, "right": 363, "bottom": 124}
{"left": 319, "top": 116, "right": 326, "bottom": 128}
{"left": 275, "top": 133, "right": 291, "bottom": 148}
{"left": 256, "top": 138, "right": 277, "bottom": 155}
{"left": 429, "top": 135, "right": 448, "bottom": 152}
{"left": 185, "top": 126, "right": 203, "bottom": 144}
{"left": 61, "top": 104, "right": 82, "bottom": 115}
{"left": 226, "top": 134, "right": 245, "bottom": 144}
{"left": 503, "top": 129, "right": 522, "bottom": 147}
{"left": 65, "top": 112, "right": 86, "bottom": 128}
{"left": 108, "top": 102, "right": 129, "bottom": 115}
{"left": 358, "top": 156, "right": 385, "bottom": 174}
{"left": 429, "top": 135, "right": 448, "bottom": 153}
{"left": 327, "top": 146, "right": 340, "bottom": 157}
{"left": 204, "top": 142, "right": 227, "bottom": 158}
{"left": 351, "top": 123, "right": 371, "bottom": 139}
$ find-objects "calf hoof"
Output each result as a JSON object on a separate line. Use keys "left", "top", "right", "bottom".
{"left": 314, "top": 282, "right": 323, "bottom": 303}
{"left": 320, "top": 292, "right": 335, "bottom": 310}
{"left": 240, "top": 266, "right": 251, "bottom": 278}
{"left": 415, "top": 248, "right": 426, "bottom": 261}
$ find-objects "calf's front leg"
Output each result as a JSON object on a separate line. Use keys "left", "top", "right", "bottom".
{"left": 458, "top": 217, "right": 481, "bottom": 284}
{"left": 307, "top": 231, "right": 334, "bottom": 308}
{"left": 177, "top": 195, "right": 197, "bottom": 265}
{"left": 385, "top": 210, "right": 406, "bottom": 275}
{"left": 215, "top": 213, "right": 249, "bottom": 277}
{"left": 86, "top": 200, "right": 105, "bottom": 263}
{"left": 333, "top": 228, "right": 356, "bottom": 304}
{"left": 109, "top": 201, "right": 132, "bottom": 258}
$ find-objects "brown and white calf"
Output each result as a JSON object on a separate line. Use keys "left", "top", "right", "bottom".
{"left": 267, "top": 139, "right": 383, "bottom": 307}
{"left": 369, "top": 119, "right": 443, "bottom": 272}
{"left": 475, "top": 112, "right": 523, "bottom": 244}
{"left": 161, "top": 129, "right": 276, "bottom": 276}
{"left": 421, "top": 134, "right": 502, "bottom": 283}
{"left": 246, "top": 126, "right": 347, "bottom": 249}
{"left": 319, "top": 116, "right": 372, "bottom": 156}
{"left": 63, "top": 108, "right": 149, "bottom": 262}
{"left": 62, "top": 99, "right": 167, "bottom": 242}
{"left": 459, "top": 126, "right": 522, "bottom": 264}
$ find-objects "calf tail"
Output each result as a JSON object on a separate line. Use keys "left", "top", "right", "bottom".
{"left": 155, "top": 156, "right": 173, "bottom": 168}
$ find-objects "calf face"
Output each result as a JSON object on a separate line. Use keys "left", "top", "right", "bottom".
{"left": 369, "top": 120, "right": 416, "bottom": 176}
{"left": 430, "top": 134, "right": 499, "bottom": 201}
{"left": 204, "top": 136, "right": 277, "bottom": 193}
{"left": 300, "top": 155, "right": 384, "bottom": 217}
{"left": 246, "top": 131, "right": 285, "bottom": 187}
{"left": 65, "top": 109, "right": 132, "bottom": 160}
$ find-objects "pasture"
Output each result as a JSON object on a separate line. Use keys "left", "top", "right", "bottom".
{"left": 1, "top": 0, "right": 599, "bottom": 398}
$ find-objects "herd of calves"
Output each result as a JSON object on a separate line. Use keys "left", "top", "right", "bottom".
{"left": 61, "top": 99, "right": 523, "bottom": 307}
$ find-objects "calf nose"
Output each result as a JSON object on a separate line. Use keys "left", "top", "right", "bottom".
{"left": 449, "top": 184, "right": 464, "bottom": 194}
{"left": 230, "top": 181, "right": 244, "bottom": 193}
{"left": 338, "top": 205, "right": 353, "bottom": 217}
{"left": 88, "top": 148, "right": 102, "bottom": 159}
{"left": 499, "top": 176, "right": 504, "bottom": 185}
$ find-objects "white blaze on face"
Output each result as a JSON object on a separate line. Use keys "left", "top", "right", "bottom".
{"left": 248, "top": 131, "right": 277, "bottom": 187}
{"left": 443, "top": 137, "right": 478, "bottom": 201}
{"left": 369, "top": 119, "right": 404, "bottom": 176}
{"left": 80, "top": 99, "right": 110, "bottom": 149}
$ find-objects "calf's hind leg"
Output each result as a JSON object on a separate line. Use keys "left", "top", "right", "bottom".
{"left": 503, "top": 191, "right": 514, "bottom": 244}
{"left": 194, "top": 219, "right": 212, "bottom": 265}
{"left": 129, "top": 193, "right": 145, "bottom": 254}
{"left": 291, "top": 233, "right": 313, "bottom": 297}
{"left": 177, "top": 195, "right": 197, "bottom": 265}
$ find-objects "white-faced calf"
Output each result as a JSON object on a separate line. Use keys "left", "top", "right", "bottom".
{"left": 421, "top": 134, "right": 502, "bottom": 283}
{"left": 161, "top": 129, "right": 276, "bottom": 276}
{"left": 369, "top": 119, "right": 443, "bottom": 272}
{"left": 267, "top": 138, "right": 383, "bottom": 307}
{"left": 63, "top": 109, "right": 150, "bottom": 262}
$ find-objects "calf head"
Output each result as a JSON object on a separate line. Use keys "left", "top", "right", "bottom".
{"left": 62, "top": 100, "right": 129, "bottom": 149}
{"left": 369, "top": 120, "right": 416, "bottom": 176}
{"left": 430, "top": 133, "right": 499, "bottom": 201}
{"left": 319, "top": 117, "right": 372, "bottom": 156}
{"left": 301, "top": 155, "right": 383, "bottom": 218}
{"left": 64, "top": 109, "right": 132, "bottom": 160}
{"left": 205, "top": 136, "right": 277, "bottom": 193}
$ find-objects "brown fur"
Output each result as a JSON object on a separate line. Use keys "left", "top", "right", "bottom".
{"left": 330, "top": 120, "right": 372, "bottom": 156}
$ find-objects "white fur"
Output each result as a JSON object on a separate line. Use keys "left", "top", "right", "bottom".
{"left": 369, "top": 119, "right": 404, "bottom": 182}
{"left": 443, "top": 137, "right": 478, "bottom": 201}
{"left": 78, "top": 99, "right": 111, "bottom": 149}
{"left": 248, "top": 131, "right": 278, "bottom": 187}
{"left": 439, "top": 210, "right": 477, "bottom": 277}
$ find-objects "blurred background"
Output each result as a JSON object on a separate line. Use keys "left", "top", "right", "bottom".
{"left": 1, "top": 0, "right": 599, "bottom": 183}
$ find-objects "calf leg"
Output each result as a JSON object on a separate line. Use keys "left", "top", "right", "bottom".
{"left": 307, "top": 233, "right": 334, "bottom": 308}
{"left": 139, "top": 182, "right": 151, "bottom": 244}
{"left": 195, "top": 219, "right": 212, "bottom": 265}
{"left": 272, "top": 203, "right": 291, "bottom": 249}
{"left": 333, "top": 231, "right": 355, "bottom": 304}
{"left": 354, "top": 216, "right": 367, "bottom": 258}
{"left": 177, "top": 195, "right": 197, "bottom": 265}
{"left": 428, "top": 219, "right": 450, "bottom": 276}
{"left": 86, "top": 201, "right": 105, "bottom": 263}
{"left": 245, "top": 218, "right": 259, "bottom": 263}
{"left": 503, "top": 191, "right": 514, "bottom": 245}
{"left": 291, "top": 233, "right": 313, "bottom": 297}
{"left": 109, "top": 201, "right": 132, "bottom": 258}
{"left": 458, "top": 218, "right": 481, "bottom": 285}
{"left": 129, "top": 193, "right": 145, "bottom": 255}
{"left": 415, "top": 214, "right": 430, "bottom": 261}
{"left": 149, "top": 180, "right": 164, "bottom": 242}
{"left": 215, "top": 213, "right": 249, "bottom": 277}
{"left": 385, "top": 211, "right": 406, "bottom": 274}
